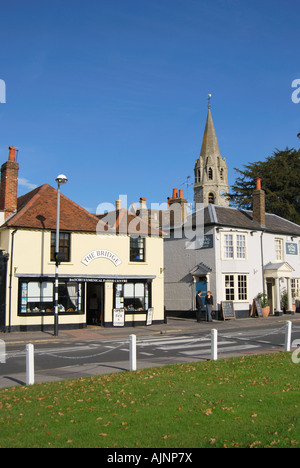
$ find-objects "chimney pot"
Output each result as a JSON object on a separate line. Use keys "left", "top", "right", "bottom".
{"left": 172, "top": 188, "right": 178, "bottom": 199}
{"left": 256, "top": 177, "right": 261, "bottom": 190}
{"left": 253, "top": 178, "right": 265, "bottom": 227}
{"left": 8, "top": 146, "right": 17, "bottom": 162}
{"left": 116, "top": 200, "right": 121, "bottom": 210}
{"left": 179, "top": 189, "right": 184, "bottom": 198}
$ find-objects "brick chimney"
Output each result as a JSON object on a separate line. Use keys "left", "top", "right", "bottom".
{"left": 252, "top": 177, "right": 265, "bottom": 227}
{"left": 169, "top": 188, "right": 187, "bottom": 225}
{"left": 0, "top": 147, "right": 19, "bottom": 219}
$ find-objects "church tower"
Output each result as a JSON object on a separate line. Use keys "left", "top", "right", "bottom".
{"left": 194, "top": 97, "right": 229, "bottom": 207}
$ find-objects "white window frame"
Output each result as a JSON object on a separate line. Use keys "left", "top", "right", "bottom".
{"left": 275, "top": 238, "right": 283, "bottom": 262}
{"left": 291, "top": 278, "right": 300, "bottom": 299}
{"left": 224, "top": 274, "right": 248, "bottom": 302}
{"left": 221, "top": 232, "right": 247, "bottom": 260}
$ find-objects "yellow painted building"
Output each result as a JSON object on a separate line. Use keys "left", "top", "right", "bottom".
{"left": 0, "top": 149, "right": 164, "bottom": 331}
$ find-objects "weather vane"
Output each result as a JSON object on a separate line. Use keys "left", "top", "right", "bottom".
{"left": 208, "top": 93, "right": 212, "bottom": 109}
{"left": 181, "top": 175, "right": 193, "bottom": 201}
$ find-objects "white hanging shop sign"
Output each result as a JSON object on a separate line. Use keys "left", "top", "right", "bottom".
{"left": 82, "top": 250, "right": 122, "bottom": 267}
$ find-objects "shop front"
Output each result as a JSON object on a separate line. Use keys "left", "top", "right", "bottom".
{"left": 16, "top": 273, "right": 156, "bottom": 329}
{"left": 0, "top": 154, "right": 164, "bottom": 332}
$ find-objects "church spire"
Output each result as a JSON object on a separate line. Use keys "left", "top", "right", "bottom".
{"left": 194, "top": 96, "right": 229, "bottom": 207}
{"left": 199, "top": 96, "right": 222, "bottom": 161}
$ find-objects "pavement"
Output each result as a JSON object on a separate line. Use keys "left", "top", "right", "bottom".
{"left": 1, "top": 313, "right": 300, "bottom": 346}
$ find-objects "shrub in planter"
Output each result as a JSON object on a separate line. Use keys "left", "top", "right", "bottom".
{"left": 257, "top": 293, "right": 270, "bottom": 317}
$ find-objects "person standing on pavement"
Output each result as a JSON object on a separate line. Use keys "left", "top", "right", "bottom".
{"left": 205, "top": 291, "right": 214, "bottom": 322}
{"left": 196, "top": 291, "right": 203, "bottom": 323}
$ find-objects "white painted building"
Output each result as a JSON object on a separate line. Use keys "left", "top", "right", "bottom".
{"left": 164, "top": 103, "right": 300, "bottom": 318}
{"left": 164, "top": 195, "right": 300, "bottom": 318}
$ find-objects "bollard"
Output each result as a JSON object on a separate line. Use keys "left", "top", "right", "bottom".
{"left": 0, "top": 339, "right": 6, "bottom": 364}
{"left": 129, "top": 334, "right": 137, "bottom": 371}
{"left": 285, "top": 321, "right": 292, "bottom": 352}
{"left": 211, "top": 329, "right": 218, "bottom": 361}
{"left": 26, "top": 343, "right": 35, "bottom": 386}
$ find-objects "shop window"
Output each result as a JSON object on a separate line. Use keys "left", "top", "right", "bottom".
{"left": 238, "top": 275, "right": 248, "bottom": 300}
{"left": 58, "top": 281, "right": 83, "bottom": 312}
{"left": 225, "top": 275, "right": 235, "bottom": 300}
{"left": 51, "top": 232, "right": 71, "bottom": 262}
{"left": 114, "top": 281, "right": 151, "bottom": 311}
{"left": 224, "top": 274, "right": 248, "bottom": 301}
{"left": 130, "top": 236, "right": 145, "bottom": 262}
{"left": 19, "top": 279, "right": 83, "bottom": 314}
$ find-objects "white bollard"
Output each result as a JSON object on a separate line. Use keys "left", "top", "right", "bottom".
{"left": 0, "top": 339, "right": 6, "bottom": 364}
{"left": 285, "top": 320, "right": 292, "bottom": 352}
{"left": 211, "top": 329, "right": 218, "bottom": 361}
{"left": 26, "top": 343, "right": 35, "bottom": 386}
{"left": 129, "top": 334, "right": 137, "bottom": 371}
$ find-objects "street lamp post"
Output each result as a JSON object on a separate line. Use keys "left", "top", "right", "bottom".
{"left": 54, "top": 174, "right": 68, "bottom": 336}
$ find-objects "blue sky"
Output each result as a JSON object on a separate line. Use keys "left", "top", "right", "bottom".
{"left": 0, "top": 0, "right": 299, "bottom": 212}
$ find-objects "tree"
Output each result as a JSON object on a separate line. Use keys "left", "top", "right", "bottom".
{"left": 228, "top": 148, "right": 300, "bottom": 224}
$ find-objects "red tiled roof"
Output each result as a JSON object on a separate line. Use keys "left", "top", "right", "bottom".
{"left": 2, "top": 184, "right": 163, "bottom": 236}
{"left": 4, "top": 184, "right": 105, "bottom": 232}
{"left": 97, "top": 208, "right": 164, "bottom": 236}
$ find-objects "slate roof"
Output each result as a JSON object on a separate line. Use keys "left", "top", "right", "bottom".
{"left": 203, "top": 204, "right": 300, "bottom": 236}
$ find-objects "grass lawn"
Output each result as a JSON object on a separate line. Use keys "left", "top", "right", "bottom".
{"left": 0, "top": 352, "right": 299, "bottom": 448}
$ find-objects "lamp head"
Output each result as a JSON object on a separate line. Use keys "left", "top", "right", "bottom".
{"left": 56, "top": 174, "right": 68, "bottom": 185}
